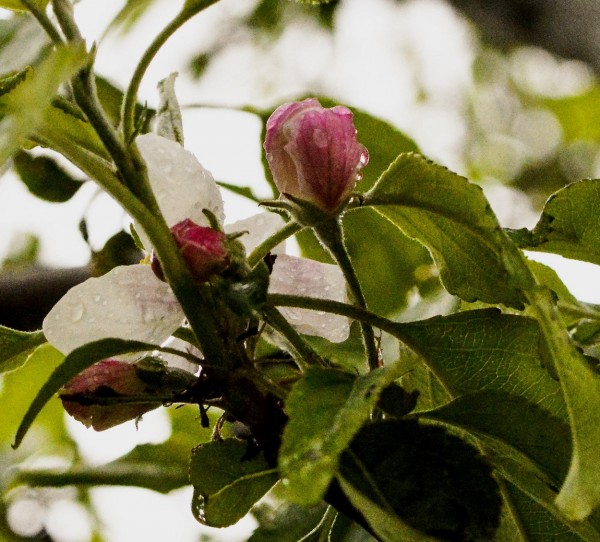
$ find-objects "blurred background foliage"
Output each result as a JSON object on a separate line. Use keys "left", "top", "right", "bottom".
{"left": 1, "top": 0, "right": 600, "bottom": 540}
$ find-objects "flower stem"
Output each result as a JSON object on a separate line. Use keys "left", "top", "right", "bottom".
{"left": 315, "top": 218, "right": 379, "bottom": 370}
{"left": 262, "top": 305, "right": 327, "bottom": 371}
{"left": 121, "top": 0, "right": 220, "bottom": 143}
{"left": 248, "top": 221, "right": 302, "bottom": 268}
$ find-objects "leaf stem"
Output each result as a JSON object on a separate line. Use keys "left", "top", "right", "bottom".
{"left": 121, "top": 0, "right": 220, "bottom": 142}
{"left": 248, "top": 220, "right": 302, "bottom": 267}
{"left": 22, "top": 0, "right": 64, "bottom": 43}
{"left": 262, "top": 305, "right": 327, "bottom": 371}
{"left": 315, "top": 218, "right": 379, "bottom": 370}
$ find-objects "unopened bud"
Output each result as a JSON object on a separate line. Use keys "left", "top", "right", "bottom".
{"left": 264, "top": 98, "right": 368, "bottom": 213}
{"left": 152, "top": 219, "right": 230, "bottom": 283}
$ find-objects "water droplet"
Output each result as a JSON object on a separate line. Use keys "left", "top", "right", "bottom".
{"left": 359, "top": 151, "right": 368, "bottom": 166}
{"left": 86, "top": 317, "right": 96, "bottom": 323}
{"left": 70, "top": 304, "right": 84, "bottom": 322}
{"left": 312, "top": 128, "right": 328, "bottom": 148}
{"left": 93, "top": 295, "right": 102, "bottom": 303}
{"left": 134, "top": 292, "right": 141, "bottom": 299}
{"left": 54, "top": 314, "right": 60, "bottom": 321}
{"left": 266, "top": 152, "right": 273, "bottom": 162}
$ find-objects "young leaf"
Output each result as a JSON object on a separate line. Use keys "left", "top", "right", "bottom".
{"left": 12, "top": 338, "right": 177, "bottom": 449}
{"left": 190, "top": 439, "right": 278, "bottom": 527}
{"left": 278, "top": 363, "right": 409, "bottom": 506}
{"left": 0, "top": 42, "right": 88, "bottom": 167}
{"left": 338, "top": 420, "right": 502, "bottom": 541}
{"left": 0, "top": 325, "right": 45, "bottom": 374}
{"left": 512, "top": 179, "right": 600, "bottom": 265}
{"left": 13, "top": 151, "right": 83, "bottom": 202}
{"left": 156, "top": 72, "right": 184, "bottom": 145}
{"left": 0, "top": 0, "right": 48, "bottom": 12}
{"left": 361, "top": 153, "right": 525, "bottom": 308}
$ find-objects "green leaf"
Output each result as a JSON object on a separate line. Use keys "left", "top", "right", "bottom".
{"left": 13, "top": 338, "right": 174, "bottom": 449}
{"left": 502, "top": 482, "right": 594, "bottom": 542}
{"left": 13, "top": 151, "right": 83, "bottom": 202}
{"left": 0, "top": 325, "right": 45, "bottom": 374}
{"left": 362, "top": 153, "right": 525, "bottom": 308}
{"left": 91, "top": 231, "right": 142, "bottom": 276}
{"left": 279, "top": 363, "right": 408, "bottom": 506}
{"left": 0, "top": 42, "right": 88, "bottom": 167}
{"left": 338, "top": 420, "right": 502, "bottom": 541}
{"left": 399, "top": 309, "right": 566, "bottom": 419}
{"left": 0, "top": 0, "right": 48, "bottom": 12}
{"left": 513, "top": 179, "right": 600, "bottom": 265}
{"left": 249, "top": 500, "right": 329, "bottom": 542}
{"left": 0, "top": 343, "right": 66, "bottom": 444}
{"left": 190, "top": 439, "right": 278, "bottom": 527}
{"left": 417, "top": 391, "right": 571, "bottom": 487}
{"left": 337, "top": 476, "right": 436, "bottom": 542}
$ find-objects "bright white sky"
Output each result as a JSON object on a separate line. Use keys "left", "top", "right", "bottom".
{"left": 2, "top": 0, "right": 600, "bottom": 540}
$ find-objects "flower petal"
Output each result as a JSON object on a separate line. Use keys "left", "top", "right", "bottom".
{"left": 43, "top": 265, "right": 184, "bottom": 355}
{"left": 225, "top": 212, "right": 287, "bottom": 254}
{"left": 136, "top": 133, "right": 225, "bottom": 248}
{"left": 269, "top": 254, "right": 350, "bottom": 342}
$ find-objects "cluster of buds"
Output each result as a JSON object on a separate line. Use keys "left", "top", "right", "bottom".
{"left": 264, "top": 98, "right": 368, "bottom": 214}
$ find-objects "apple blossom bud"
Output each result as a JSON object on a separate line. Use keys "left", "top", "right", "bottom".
{"left": 152, "top": 219, "right": 230, "bottom": 283}
{"left": 264, "top": 98, "right": 369, "bottom": 212}
{"left": 60, "top": 360, "right": 160, "bottom": 431}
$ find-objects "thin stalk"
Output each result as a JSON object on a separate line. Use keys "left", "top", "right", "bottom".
{"left": 22, "top": 0, "right": 64, "bottom": 43}
{"left": 248, "top": 221, "right": 302, "bottom": 267}
{"left": 315, "top": 218, "right": 379, "bottom": 370}
{"left": 262, "top": 305, "right": 327, "bottom": 371}
{"left": 121, "top": 0, "right": 220, "bottom": 142}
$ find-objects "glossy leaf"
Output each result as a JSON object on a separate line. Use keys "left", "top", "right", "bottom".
{"left": 0, "top": 325, "right": 45, "bottom": 374}
{"left": 279, "top": 363, "right": 408, "bottom": 506}
{"left": 362, "top": 153, "right": 525, "bottom": 308}
{"left": 513, "top": 179, "right": 600, "bottom": 265}
{"left": 13, "top": 338, "right": 178, "bottom": 448}
{"left": 190, "top": 439, "right": 278, "bottom": 527}
{"left": 338, "top": 420, "right": 502, "bottom": 541}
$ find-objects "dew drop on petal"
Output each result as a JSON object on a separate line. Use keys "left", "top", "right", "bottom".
{"left": 70, "top": 304, "right": 84, "bottom": 323}
{"left": 93, "top": 295, "right": 102, "bottom": 303}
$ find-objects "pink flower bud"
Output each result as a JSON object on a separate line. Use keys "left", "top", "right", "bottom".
{"left": 60, "top": 360, "right": 159, "bottom": 431}
{"left": 152, "top": 219, "right": 230, "bottom": 283}
{"left": 264, "top": 98, "right": 369, "bottom": 212}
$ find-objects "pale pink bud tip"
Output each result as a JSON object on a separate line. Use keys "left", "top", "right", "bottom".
{"left": 264, "top": 98, "right": 369, "bottom": 212}
{"left": 152, "top": 219, "right": 230, "bottom": 283}
{"left": 60, "top": 360, "right": 158, "bottom": 431}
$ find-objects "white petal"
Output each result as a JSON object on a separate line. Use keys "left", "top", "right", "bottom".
{"left": 225, "top": 212, "right": 287, "bottom": 254}
{"left": 43, "top": 265, "right": 184, "bottom": 355}
{"left": 269, "top": 255, "right": 350, "bottom": 343}
{"left": 136, "top": 134, "right": 225, "bottom": 248}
